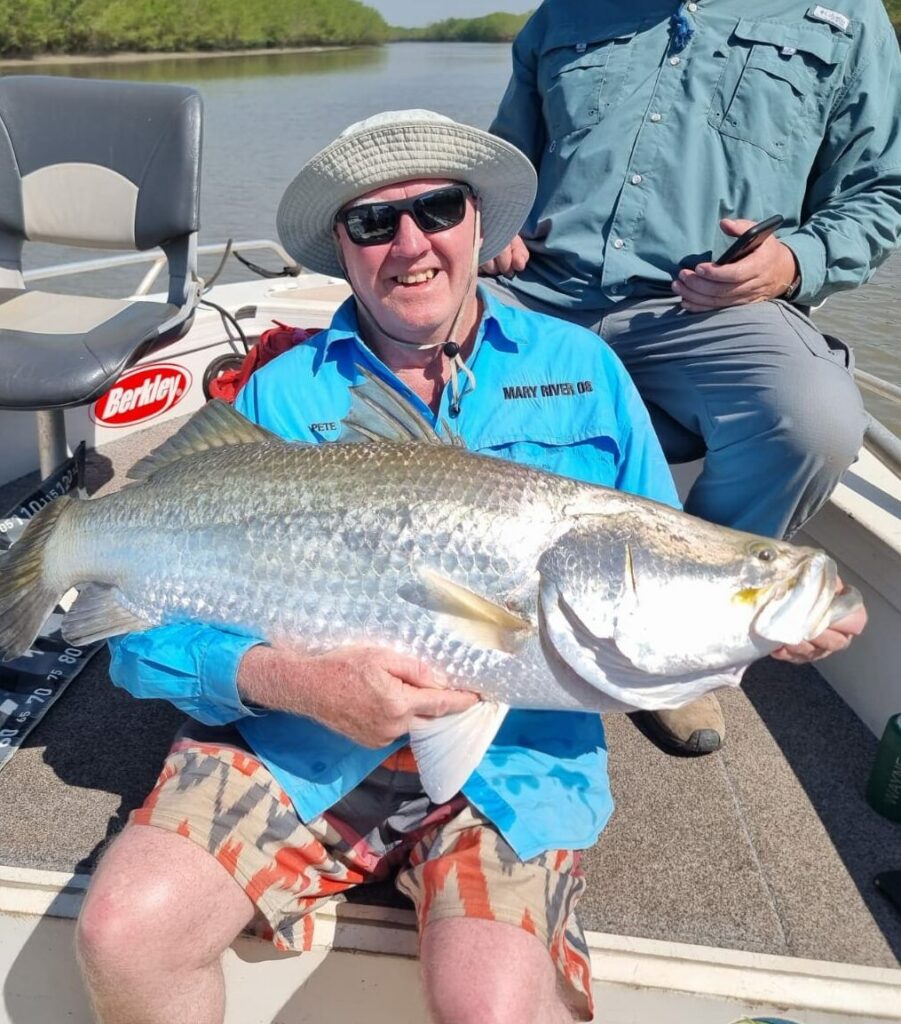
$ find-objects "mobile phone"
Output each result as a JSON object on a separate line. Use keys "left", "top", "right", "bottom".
{"left": 874, "top": 869, "right": 901, "bottom": 918}
{"left": 715, "top": 214, "right": 785, "bottom": 266}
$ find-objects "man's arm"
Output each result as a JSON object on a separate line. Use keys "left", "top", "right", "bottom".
{"left": 110, "top": 624, "right": 477, "bottom": 744}
{"left": 480, "top": 19, "right": 545, "bottom": 278}
{"left": 238, "top": 644, "right": 477, "bottom": 748}
{"left": 781, "top": 21, "right": 901, "bottom": 304}
{"left": 107, "top": 624, "right": 262, "bottom": 725}
{"left": 676, "top": 18, "right": 901, "bottom": 310}
{"left": 488, "top": 16, "right": 545, "bottom": 166}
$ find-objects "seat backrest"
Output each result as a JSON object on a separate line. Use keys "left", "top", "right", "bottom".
{"left": 0, "top": 75, "right": 202, "bottom": 303}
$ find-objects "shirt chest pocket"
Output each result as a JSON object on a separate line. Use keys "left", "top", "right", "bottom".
{"left": 539, "top": 27, "right": 636, "bottom": 140}
{"left": 707, "top": 19, "right": 843, "bottom": 160}
{"left": 474, "top": 429, "right": 621, "bottom": 489}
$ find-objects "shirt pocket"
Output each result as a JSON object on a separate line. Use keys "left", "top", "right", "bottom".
{"left": 474, "top": 428, "right": 621, "bottom": 489}
{"left": 707, "top": 19, "right": 842, "bottom": 160}
{"left": 538, "top": 25, "right": 636, "bottom": 140}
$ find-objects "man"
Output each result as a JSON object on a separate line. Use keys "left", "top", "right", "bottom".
{"left": 74, "top": 109, "right": 688, "bottom": 1024}
{"left": 483, "top": 0, "right": 899, "bottom": 755}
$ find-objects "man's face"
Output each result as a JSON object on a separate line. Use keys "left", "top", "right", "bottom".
{"left": 335, "top": 178, "right": 482, "bottom": 347}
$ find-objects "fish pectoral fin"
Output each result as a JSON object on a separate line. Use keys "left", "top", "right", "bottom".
{"left": 419, "top": 568, "right": 534, "bottom": 654}
{"left": 127, "top": 400, "right": 282, "bottom": 481}
{"left": 62, "top": 584, "right": 154, "bottom": 646}
{"left": 410, "top": 701, "right": 509, "bottom": 804}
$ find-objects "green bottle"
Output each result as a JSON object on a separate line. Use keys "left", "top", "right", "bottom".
{"left": 866, "top": 714, "right": 901, "bottom": 822}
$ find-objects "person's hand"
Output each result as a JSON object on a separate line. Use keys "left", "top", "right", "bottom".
{"left": 479, "top": 234, "right": 531, "bottom": 277}
{"left": 240, "top": 644, "right": 480, "bottom": 747}
{"left": 770, "top": 582, "right": 868, "bottom": 665}
{"left": 673, "top": 218, "right": 799, "bottom": 312}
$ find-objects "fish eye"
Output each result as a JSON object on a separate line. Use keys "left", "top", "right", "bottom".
{"left": 749, "top": 542, "right": 778, "bottom": 563}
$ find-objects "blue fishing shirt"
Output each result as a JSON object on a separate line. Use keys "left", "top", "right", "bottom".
{"left": 490, "top": 0, "right": 901, "bottom": 311}
{"left": 108, "top": 289, "right": 679, "bottom": 859}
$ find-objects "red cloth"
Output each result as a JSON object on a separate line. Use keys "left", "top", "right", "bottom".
{"left": 207, "top": 322, "right": 320, "bottom": 403}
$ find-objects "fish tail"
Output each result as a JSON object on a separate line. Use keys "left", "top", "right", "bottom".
{"left": 0, "top": 496, "right": 72, "bottom": 661}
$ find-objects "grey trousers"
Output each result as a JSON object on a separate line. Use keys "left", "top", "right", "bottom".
{"left": 483, "top": 280, "right": 866, "bottom": 539}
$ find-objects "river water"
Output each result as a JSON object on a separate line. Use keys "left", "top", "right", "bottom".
{"left": 13, "top": 42, "right": 901, "bottom": 432}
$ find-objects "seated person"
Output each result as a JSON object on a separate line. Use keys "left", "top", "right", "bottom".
{"left": 481, "top": 0, "right": 894, "bottom": 755}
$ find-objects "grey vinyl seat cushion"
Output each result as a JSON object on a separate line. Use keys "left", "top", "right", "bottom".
{"left": 0, "top": 290, "right": 180, "bottom": 408}
{"left": 0, "top": 75, "right": 202, "bottom": 415}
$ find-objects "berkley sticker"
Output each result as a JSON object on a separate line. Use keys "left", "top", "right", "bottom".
{"left": 90, "top": 363, "right": 192, "bottom": 427}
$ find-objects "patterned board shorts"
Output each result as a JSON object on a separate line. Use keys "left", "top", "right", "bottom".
{"left": 130, "top": 724, "right": 594, "bottom": 1020}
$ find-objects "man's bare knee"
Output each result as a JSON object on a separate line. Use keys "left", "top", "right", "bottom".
{"left": 77, "top": 825, "right": 254, "bottom": 979}
{"left": 421, "top": 918, "right": 573, "bottom": 1024}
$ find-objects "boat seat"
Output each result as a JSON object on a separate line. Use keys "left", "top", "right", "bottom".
{"left": 0, "top": 75, "right": 202, "bottom": 470}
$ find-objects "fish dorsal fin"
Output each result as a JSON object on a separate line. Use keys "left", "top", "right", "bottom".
{"left": 340, "top": 364, "right": 465, "bottom": 448}
{"left": 127, "top": 400, "right": 281, "bottom": 480}
{"left": 411, "top": 701, "right": 510, "bottom": 804}
{"left": 418, "top": 567, "right": 534, "bottom": 654}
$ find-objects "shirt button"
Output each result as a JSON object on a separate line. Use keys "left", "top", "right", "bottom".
{"left": 687, "top": 2, "right": 698, "bottom": 11}
{"left": 649, "top": 112, "right": 662, "bottom": 123}
{"left": 613, "top": 238, "right": 625, "bottom": 249}
{"left": 631, "top": 174, "right": 643, "bottom": 184}
{"left": 669, "top": 56, "right": 681, "bottom": 66}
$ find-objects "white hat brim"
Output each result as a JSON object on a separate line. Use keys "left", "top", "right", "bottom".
{"left": 276, "top": 118, "right": 537, "bottom": 279}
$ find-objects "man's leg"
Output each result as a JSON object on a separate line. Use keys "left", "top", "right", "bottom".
{"left": 398, "top": 804, "right": 592, "bottom": 1023}
{"left": 421, "top": 918, "right": 576, "bottom": 1024}
{"left": 598, "top": 296, "right": 866, "bottom": 539}
{"left": 77, "top": 726, "right": 376, "bottom": 1024}
{"left": 76, "top": 825, "right": 255, "bottom": 1024}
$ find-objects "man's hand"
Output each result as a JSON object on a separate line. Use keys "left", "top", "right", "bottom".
{"left": 771, "top": 582, "right": 868, "bottom": 665}
{"left": 239, "top": 644, "right": 480, "bottom": 748}
{"left": 479, "top": 234, "right": 531, "bottom": 277}
{"left": 673, "top": 218, "right": 799, "bottom": 313}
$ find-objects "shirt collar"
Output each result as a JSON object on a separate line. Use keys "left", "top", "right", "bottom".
{"left": 323, "top": 286, "right": 517, "bottom": 360}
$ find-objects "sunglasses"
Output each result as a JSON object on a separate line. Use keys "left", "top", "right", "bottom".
{"left": 336, "top": 184, "right": 474, "bottom": 246}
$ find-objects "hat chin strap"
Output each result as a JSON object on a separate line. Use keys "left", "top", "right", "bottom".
{"left": 339, "top": 207, "right": 481, "bottom": 415}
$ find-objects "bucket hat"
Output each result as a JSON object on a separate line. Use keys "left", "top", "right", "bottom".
{"left": 276, "top": 109, "right": 537, "bottom": 279}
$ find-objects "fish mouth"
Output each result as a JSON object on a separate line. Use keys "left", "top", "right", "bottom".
{"left": 751, "top": 552, "right": 837, "bottom": 645}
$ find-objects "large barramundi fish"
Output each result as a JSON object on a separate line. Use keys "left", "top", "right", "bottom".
{"left": 0, "top": 370, "right": 859, "bottom": 801}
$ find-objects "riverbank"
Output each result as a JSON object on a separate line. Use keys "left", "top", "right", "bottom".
{"left": 0, "top": 45, "right": 352, "bottom": 68}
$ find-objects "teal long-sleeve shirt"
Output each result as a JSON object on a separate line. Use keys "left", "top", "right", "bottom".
{"left": 489, "top": 0, "right": 901, "bottom": 311}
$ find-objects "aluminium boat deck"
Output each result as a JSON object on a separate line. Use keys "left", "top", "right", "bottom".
{"left": 1, "top": 415, "right": 899, "bottom": 979}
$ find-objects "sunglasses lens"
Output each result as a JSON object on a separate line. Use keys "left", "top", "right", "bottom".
{"left": 340, "top": 186, "right": 470, "bottom": 246}
{"left": 343, "top": 203, "right": 398, "bottom": 245}
{"left": 413, "top": 187, "right": 467, "bottom": 232}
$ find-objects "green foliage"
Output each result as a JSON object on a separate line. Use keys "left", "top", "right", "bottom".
{"left": 887, "top": 0, "right": 901, "bottom": 40}
{"left": 3, "top": 3, "right": 895, "bottom": 56}
{"left": 395, "top": 3, "right": 898, "bottom": 47}
{"left": 0, "top": 0, "right": 390, "bottom": 56}
{"left": 391, "top": 11, "right": 531, "bottom": 43}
